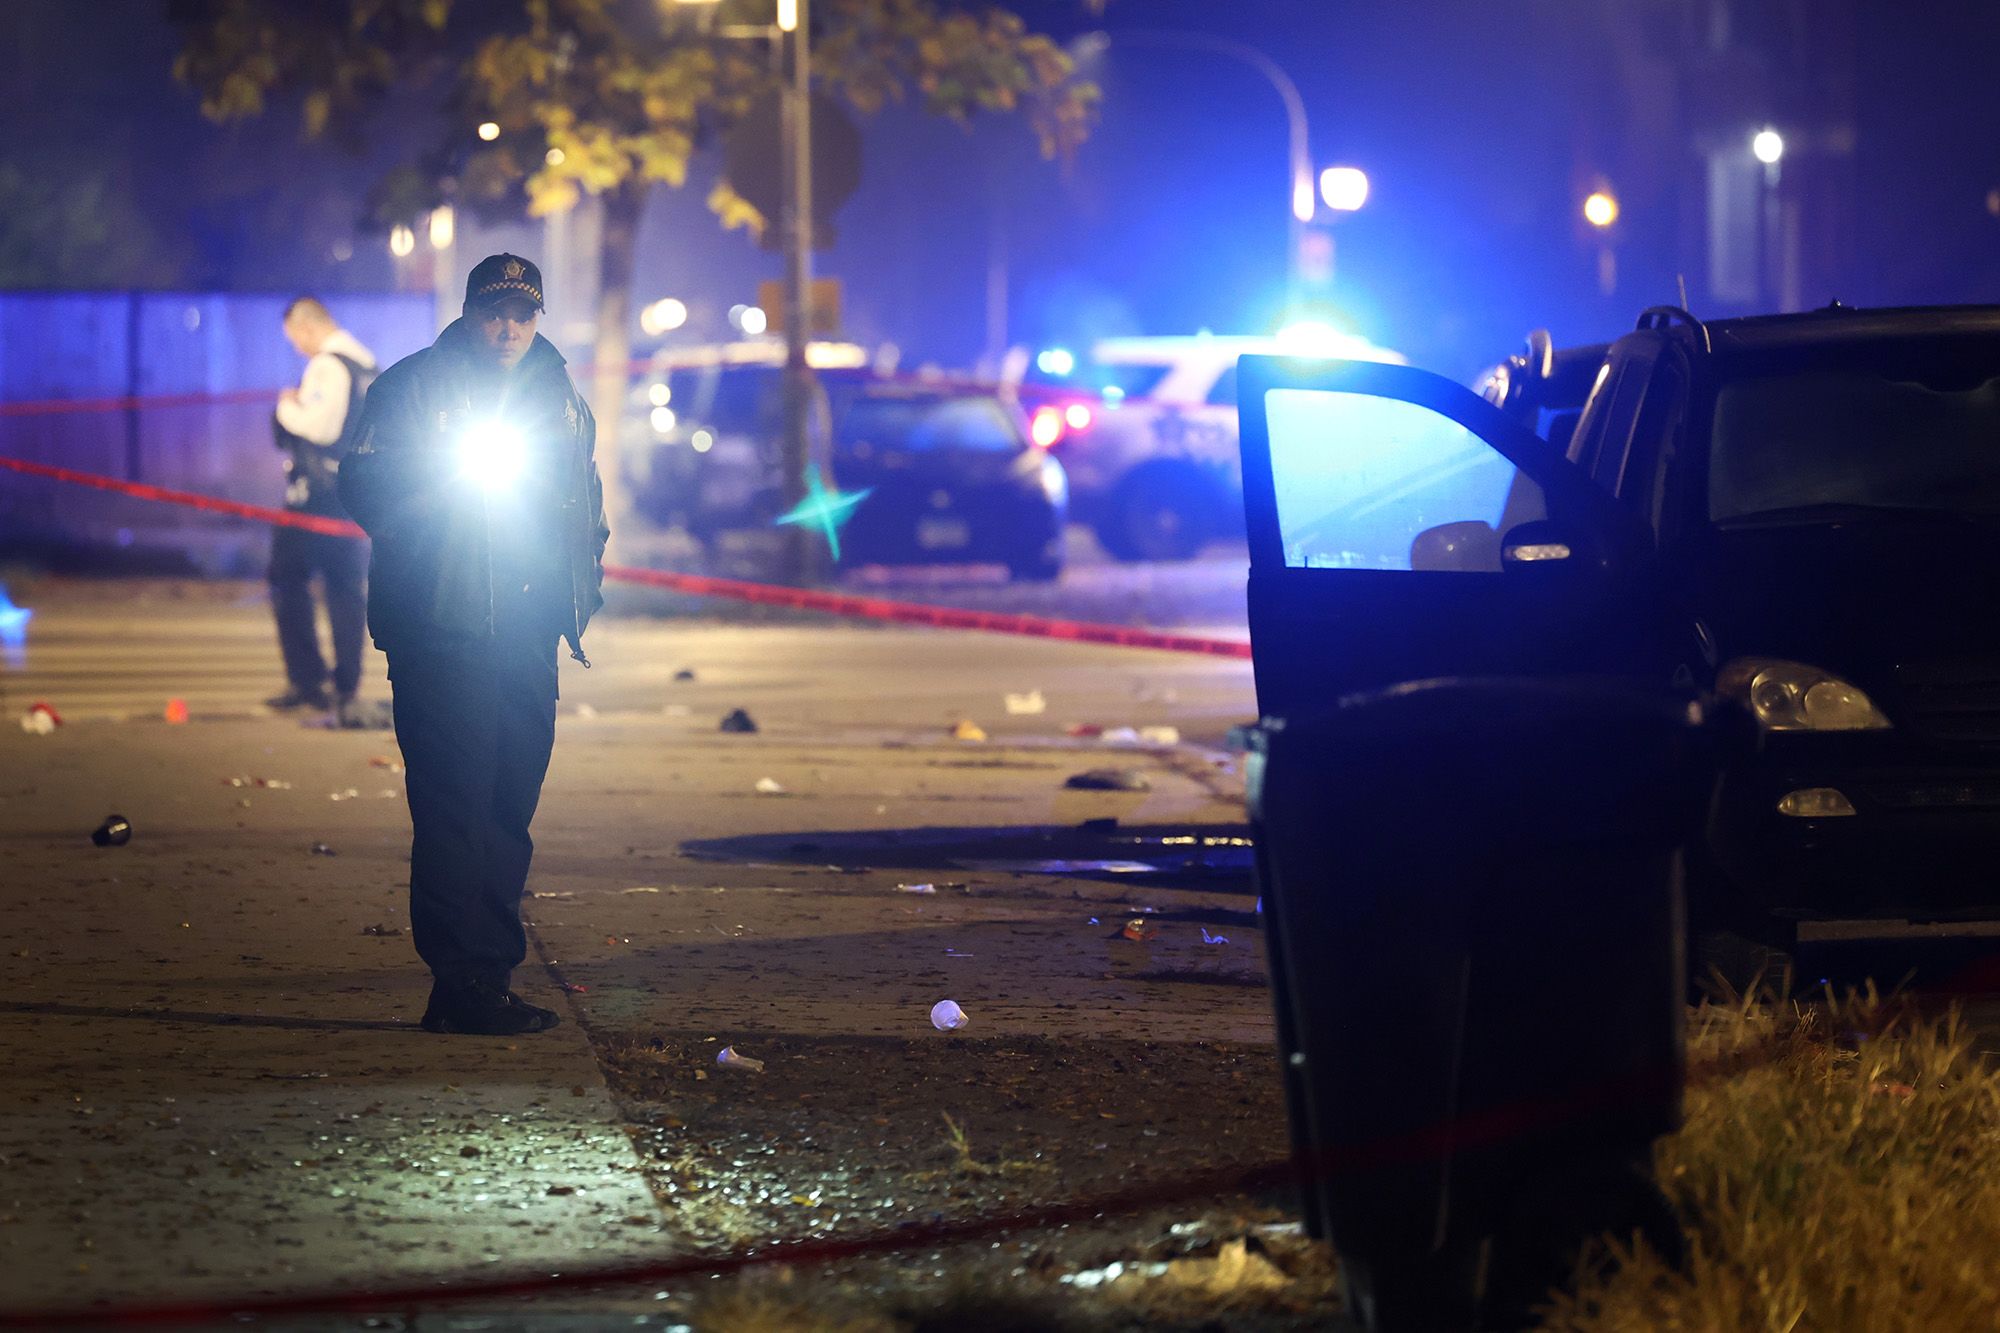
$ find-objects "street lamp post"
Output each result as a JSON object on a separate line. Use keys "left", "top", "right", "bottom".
{"left": 673, "top": 0, "right": 820, "bottom": 583}
{"left": 1076, "top": 31, "right": 1314, "bottom": 304}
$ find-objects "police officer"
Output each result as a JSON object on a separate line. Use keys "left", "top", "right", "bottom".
{"left": 340, "top": 254, "right": 608, "bottom": 1036}
{"left": 269, "top": 297, "right": 376, "bottom": 721}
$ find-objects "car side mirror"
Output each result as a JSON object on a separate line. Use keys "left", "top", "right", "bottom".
{"left": 1499, "top": 518, "right": 1576, "bottom": 568}
{"left": 1410, "top": 520, "right": 1502, "bottom": 572}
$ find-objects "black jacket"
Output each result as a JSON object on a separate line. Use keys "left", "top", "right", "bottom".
{"left": 339, "top": 320, "right": 609, "bottom": 663}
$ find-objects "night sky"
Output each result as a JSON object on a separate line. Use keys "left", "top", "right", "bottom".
{"left": 5, "top": 0, "right": 2000, "bottom": 376}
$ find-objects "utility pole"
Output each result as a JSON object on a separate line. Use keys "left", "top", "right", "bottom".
{"left": 779, "top": 0, "right": 822, "bottom": 585}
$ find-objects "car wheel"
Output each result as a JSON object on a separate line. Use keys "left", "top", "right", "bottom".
{"left": 1099, "top": 463, "right": 1215, "bottom": 562}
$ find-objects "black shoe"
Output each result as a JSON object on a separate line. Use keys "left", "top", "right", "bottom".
{"left": 265, "top": 686, "right": 331, "bottom": 711}
{"left": 420, "top": 978, "right": 561, "bottom": 1036}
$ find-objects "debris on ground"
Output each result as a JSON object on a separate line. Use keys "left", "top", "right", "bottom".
{"left": 560, "top": 981, "right": 589, "bottom": 994}
{"left": 309, "top": 843, "right": 337, "bottom": 857}
{"left": 90, "top": 814, "right": 132, "bottom": 848}
{"left": 672, "top": 668, "right": 697, "bottom": 682}
{"left": 719, "top": 708, "right": 758, "bottom": 734}
{"left": 224, "top": 776, "right": 295, "bottom": 789}
{"left": 1100, "top": 726, "right": 1142, "bottom": 744}
{"left": 329, "top": 788, "right": 361, "bottom": 802}
{"left": 1065, "top": 768, "right": 1152, "bottom": 792}
{"left": 529, "top": 890, "right": 576, "bottom": 900}
{"left": 20, "top": 701, "right": 61, "bottom": 734}
{"left": 1122, "top": 918, "right": 1161, "bottom": 942}
{"left": 359, "top": 923, "right": 403, "bottom": 937}
{"left": 950, "top": 719, "right": 988, "bottom": 741}
{"left": 1004, "top": 690, "right": 1047, "bottom": 715}
{"left": 753, "top": 777, "right": 788, "bottom": 795}
{"left": 1067, "top": 722, "right": 1104, "bottom": 737}
{"left": 1138, "top": 725, "right": 1182, "bottom": 746}
{"left": 715, "top": 1045, "right": 765, "bottom": 1072}
{"left": 368, "top": 756, "right": 403, "bottom": 772}
{"left": 163, "top": 698, "right": 189, "bottom": 724}
{"left": 930, "top": 1000, "right": 968, "bottom": 1030}
{"left": 574, "top": 703, "right": 598, "bottom": 720}
{"left": 895, "top": 882, "right": 938, "bottom": 895}
{"left": 1201, "top": 928, "right": 1230, "bottom": 945}
{"left": 621, "top": 886, "right": 662, "bottom": 894}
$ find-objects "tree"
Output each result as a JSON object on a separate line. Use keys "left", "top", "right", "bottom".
{"left": 169, "top": 0, "right": 1098, "bottom": 554}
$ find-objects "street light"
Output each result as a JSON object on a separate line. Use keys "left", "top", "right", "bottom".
{"left": 1073, "top": 31, "right": 1314, "bottom": 298}
{"left": 388, "top": 224, "right": 415, "bottom": 258}
{"left": 1752, "top": 128, "right": 1785, "bottom": 166}
{"left": 1320, "top": 166, "right": 1369, "bottom": 213}
{"left": 476, "top": 121, "right": 500, "bottom": 142}
{"left": 1582, "top": 190, "right": 1619, "bottom": 228}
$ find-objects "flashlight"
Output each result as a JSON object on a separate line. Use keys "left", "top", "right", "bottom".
{"left": 456, "top": 419, "right": 527, "bottom": 490}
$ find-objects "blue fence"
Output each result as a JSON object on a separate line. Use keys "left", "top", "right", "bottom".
{"left": 0, "top": 291, "right": 435, "bottom": 571}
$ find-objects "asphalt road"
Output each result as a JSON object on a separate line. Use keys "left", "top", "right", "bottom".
{"left": 0, "top": 577, "right": 1334, "bottom": 1330}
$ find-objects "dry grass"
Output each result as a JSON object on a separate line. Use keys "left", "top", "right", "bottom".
{"left": 1543, "top": 984, "right": 2000, "bottom": 1332}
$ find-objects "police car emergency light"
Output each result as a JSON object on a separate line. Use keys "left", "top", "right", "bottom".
{"left": 457, "top": 420, "right": 528, "bottom": 490}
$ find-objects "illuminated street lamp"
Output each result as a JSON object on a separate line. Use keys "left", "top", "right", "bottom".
{"left": 476, "top": 121, "right": 501, "bottom": 142}
{"left": 388, "top": 224, "right": 416, "bottom": 258}
{"left": 1751, "top": 128, "right": 1785, "bottom": 166}
{"left": 1320, "top": 166, "right": 1369, "bottom": 213}
{"left": 1582, "top": 190, "right": 1619, "bottom": 228}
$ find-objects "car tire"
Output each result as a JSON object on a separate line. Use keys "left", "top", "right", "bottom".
{"left": 1098, "top": 462, "right": 1216, "bottom": 562}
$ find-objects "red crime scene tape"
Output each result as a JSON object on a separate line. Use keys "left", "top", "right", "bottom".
{"left": 0, "top": 455, "right": 1252, "bottom": 660}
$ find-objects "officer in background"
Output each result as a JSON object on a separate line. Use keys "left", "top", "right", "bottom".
{"left": 340, "top": 255, "right": 608, "bottom": 1037}
{"left": 270, "top": 297, "right": 376, "bottom": 721}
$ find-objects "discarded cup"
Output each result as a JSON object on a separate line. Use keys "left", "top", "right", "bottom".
{"left": 91, "top": 815, "right": 132, "bottom": 848}
{"left": 753, "top": 776, "right": 787, "bottom": 795}
{"left": 1004, "top": 690, "right": 1047, "bottom": 715}
{"left": 1121, "top": 918, "right": 1160, "bottom": 942}
{"left": 164, "top": 698, "right": 189, "bottom": 725}
{"left": 930, "top": 1000, "right": 968, "bottom": 1031}
{"left": 719, "top": 708, "right": 758, "bottom": 734}
{"left": 950, "top": 719, "right": 988, "bottom": 742}
{"left": 716, "top": 1045, "right": 765, "bottom": 1072}
{"left": 20, "top": 702, "right": 60, "bottom": 735}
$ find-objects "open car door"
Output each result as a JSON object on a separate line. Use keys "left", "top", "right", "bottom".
{"left": 1237, "top": 354, "right": 1657, "bottom": 718}
{"left": 1237, "top": 356, "right": 1701, "bottom": 1331}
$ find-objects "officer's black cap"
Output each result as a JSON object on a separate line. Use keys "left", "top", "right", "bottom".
{"left": 465, "top": 253, "right": 546, "bottom": 313}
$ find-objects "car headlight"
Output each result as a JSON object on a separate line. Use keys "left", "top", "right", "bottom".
{"left": 457, "top": 420, "right": 527, "bottom": 491}
{"left": 1717, "top": 658, "right": 1892, "bottom": 732}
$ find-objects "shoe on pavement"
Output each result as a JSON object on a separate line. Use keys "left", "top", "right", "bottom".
{"left": 420, "top": 978, "right": 561, "bottom": 1036}
{"left": 265, "top": 686, "right": 331, "bottom": 711}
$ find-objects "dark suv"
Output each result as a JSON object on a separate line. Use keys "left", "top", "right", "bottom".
{"left": 1237, "top": 303, "right": 2000, "bottom": 945}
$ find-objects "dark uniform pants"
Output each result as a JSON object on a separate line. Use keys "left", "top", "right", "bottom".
{"left": 270, "top": 526, "right": 367, "bottom": 699}
{"left": 388, "top": 628, "right": 559, "bottom": 988}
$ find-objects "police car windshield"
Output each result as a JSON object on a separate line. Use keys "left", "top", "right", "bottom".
{"left": 1709, "top": 360, "right": 2000, "bottom": 525}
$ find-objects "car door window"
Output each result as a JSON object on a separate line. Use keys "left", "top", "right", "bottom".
{"left": 1264, "top": 388, "right": 1543, "bottom": 572}
{"left": 841, "top": 397, "right": 1021, "bottom": 453}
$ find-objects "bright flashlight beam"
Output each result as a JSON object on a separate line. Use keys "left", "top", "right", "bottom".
{"left": 458, "top": 421, "right": 528, "bottom": 490}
